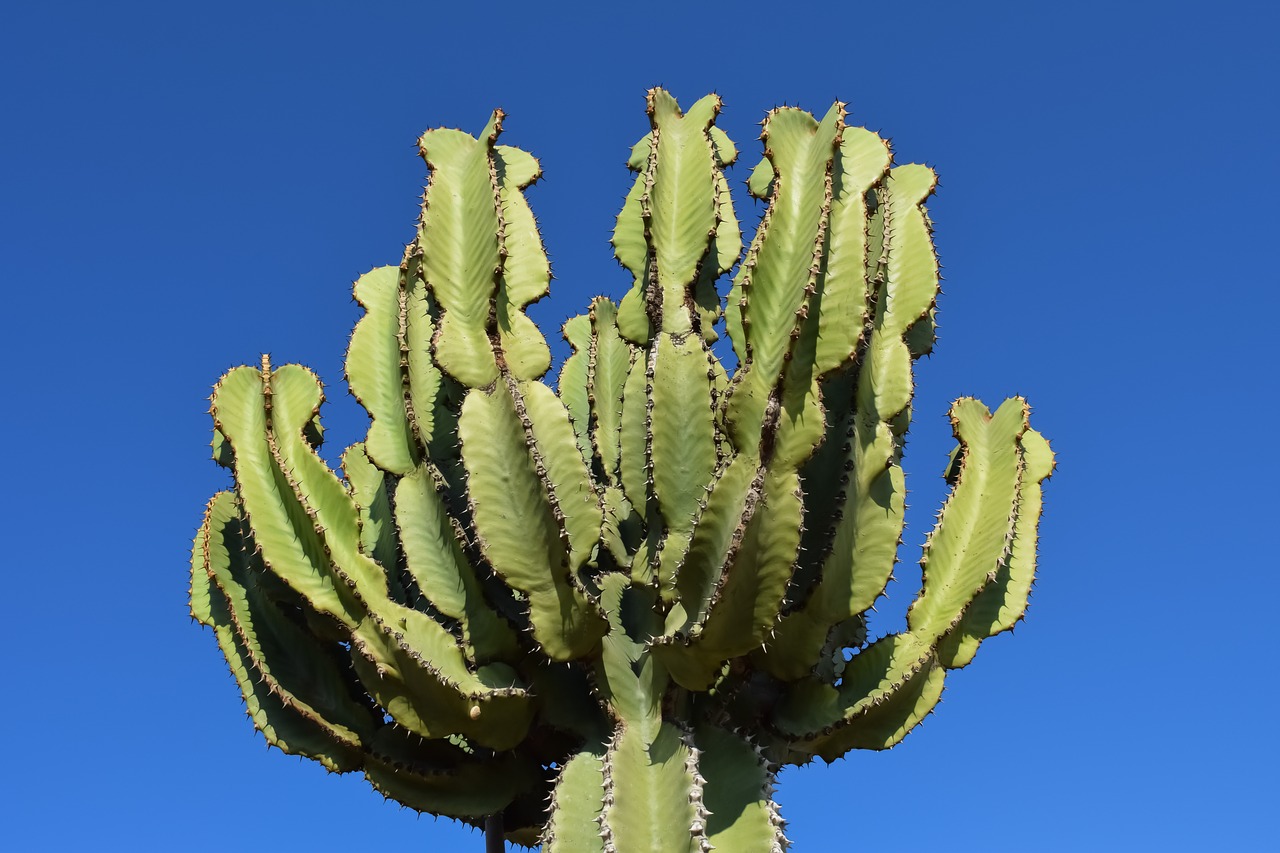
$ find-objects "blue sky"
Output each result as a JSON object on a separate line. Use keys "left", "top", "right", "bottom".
{"left": 2, "top": 1, "right": 1276, "bottom": 850}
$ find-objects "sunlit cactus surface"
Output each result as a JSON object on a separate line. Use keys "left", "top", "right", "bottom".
{"left": 191, "top": 89, "right": 1054, "bottom": 851}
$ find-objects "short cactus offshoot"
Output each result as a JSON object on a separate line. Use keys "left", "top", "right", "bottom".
{"left": 191, "top": 89, "right": 1054, "bottom": 851}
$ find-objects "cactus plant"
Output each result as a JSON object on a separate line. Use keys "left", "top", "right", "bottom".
{"left": 190, "top": 89, "right": 1054, "bottom": 851}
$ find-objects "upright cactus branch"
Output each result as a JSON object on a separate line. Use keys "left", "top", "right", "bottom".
{"left": 191, "top": 89, "right": 1054, "bottom": 849}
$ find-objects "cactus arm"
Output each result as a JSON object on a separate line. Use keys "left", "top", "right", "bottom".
{"left": 661, "top": 471, "right": 803, "bottom": 691}
{"left": 907, "top": 397, "right": 1027, "bottom": 637}
{"left": 420, "top": 112, "right": 556, "bottom": 390}
{"left": 723, "top": 104, "right": 842, "bottom": 453}
{"left": 938, "top": 428, "right": 1055, "bottom": 667}
{"left": 662, "top": 455, "right": 757, "bottom": 635}
{"left": 601, "top": 723, "right": 707, "bottom": 853}
{"left": 785, "top": 651, "right": 946, "bottom": 762}
{"left": 587, "top": 298, "right": 631, "bottom": 485}
{"left": 493, "top": 143, "right": 553, "bottom": 380}
{"left": 614, "top": 91, "right": 740, "bottom": 343}
{"left": 541, "top": 748, "right": 607, "bottom": 853}
{"left": 595, "top": 573, "right": 667, "bottom": 729}
{"left": 859, "top": 165, "right": 939, "bottom": 420}
{"left": 649, "top": 333, "right": 718, "bottom": 565}
{"left": 763, "top": 164, "right": 940, "bottom": 680}
{"left": 394, "top": 463, "right": 520, "bottom": 663}
{"left": 363, "top": 740, "right": 541, "bottom": 820}
{"left": 521, "top": 380, "right": 606, "bottom": 573}
{"left": 811, "top": 127, "right": 891, "bottom": 374}
{"left": 192, "top": 493, "right": 367, "bottom": 771}
{"left": 697, "top": 725, "right": 789, "bottom": 853}
{"left": 772, "top": 397, "right": 1032, "bottom": 743}
{"left": 646, "top": 90, "right": 720, "bottom": 335}
{"left": 217, "top": 360, "right": 535, "bottom": 750}
{"left": 459, "top": 382, "right": 606, "bottom": 660}
{"left": 345, "top": 265, "right": 420, "bottom": 474}
{"left": 200, "top": 492, "right": 378, "bottom": 748}
{"left": 418, "top": 115, "right": 504, "bottom": 388}
{"left": 209, "top": 365, "right": 361, "bottom": 628}
{"left": 559, "top": 312, "right": 594, "bottom": 464}
{"left": 340, "top": 443, "right": 402, "bottom": 593}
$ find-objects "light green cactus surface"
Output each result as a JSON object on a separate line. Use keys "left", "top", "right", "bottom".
{"left": 191, "top": 90, "right": 1054, "bottom": 850}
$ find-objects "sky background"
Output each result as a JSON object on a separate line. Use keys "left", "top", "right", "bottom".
{"left": 2, "top": 1, "right": 1277, "bottom": 850}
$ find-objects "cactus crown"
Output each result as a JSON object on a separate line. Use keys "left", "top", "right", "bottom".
{"left": 191, "top": 89, "right": 1053, "bottom": 850}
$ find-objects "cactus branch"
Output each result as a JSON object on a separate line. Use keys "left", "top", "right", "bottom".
{"left": 191, "top": 92, "right": 1054, "bottom": 848}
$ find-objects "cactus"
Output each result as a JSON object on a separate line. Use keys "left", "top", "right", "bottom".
{"left": 190, "top": 89, "right": 1054, "bottom": 851}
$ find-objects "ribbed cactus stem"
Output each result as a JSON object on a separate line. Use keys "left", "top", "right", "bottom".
{"left": 191, "top": 88, "right": 1054, "bottom": 849}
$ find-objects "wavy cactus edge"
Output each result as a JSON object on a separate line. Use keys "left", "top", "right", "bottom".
{"left": 190, "top": 88, "right": 1054, "bottom": 850}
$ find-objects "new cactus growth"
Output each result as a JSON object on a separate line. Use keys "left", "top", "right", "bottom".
{"left": 191, "top": 89, "right": 1054, "bottom": 851}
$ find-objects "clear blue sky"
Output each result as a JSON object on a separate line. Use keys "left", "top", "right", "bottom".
{"left": 2, "top": 1, "right": 1276, "bottom": 850}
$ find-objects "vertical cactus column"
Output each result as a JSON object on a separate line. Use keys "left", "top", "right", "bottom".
{"left": 191, "top": 89, "right": 1054, "bottom": 850}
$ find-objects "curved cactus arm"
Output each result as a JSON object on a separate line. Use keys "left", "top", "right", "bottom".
{"left": 662, "top": 455, "right": 758, "bottom": 635}
{"left": 656, "top": 106, "right": 875, "bottom": 687}
{"left": 587, "top": 298, "right": 632, "bottom": 486}
{"left": 394, "top": 463, "right": 521, "bottom": 664}
{"left": 722, "top": 104, "right": 842, "bottom": 453}
{"left": 459, "top": 381, "right": 606, "bottom": 661}
{"left": 418, "top": 114, "right": 504, "bottom": 388}
{"left": 594, "top": 573, "right": 667, "bottom": 729}
{"left": 771, "top": 397, "right": 1035, "bottom": 746}
{"left": 197, "top": 492, "right": 378, "bottom": 748}
{"left": 810, "top": 127, "right": 892, "bottom": 375}
{"left": 657, "top": 469, "right": 803, "bottom": 691}
{"left": 492, "top": 143, "right": 554, "bottom": 380}
{"left": 559, "top": 312, "right": 594, "bottom": 464}
{"left": 613, "top": 90, "right": 736, "bottom": 343}
{"left": 341, "top": 444, "right": 403, "bottom": 599}
{"left": 346, "top": 265, "right": 420, "bottom": 474}
{"left": 192, "top": 492, "right": 370, "bottom": 772}
{"left": 906, "top": 397, "right": 1028, "bottom": 637}
{"left": 783, "top": 651, "right": 947, "bottom": 763}
{"left": 763, "top": 163, "right": 940, "bottom": 680}
{"left": 209, "top": 364, "right": 365, "bottom": 629}
{"left": 363, "top": 728, "right": 542, "bottom": 820}
{"left": 419, "top": 111, "right": 553, "bottom": 388}
{"left": 649, "top": 332, "right": 720, "bottom": 596}
{"left": 937, "top": 427, "right": 1055, "bottom": 667}
{"left": 212, "top": 361, "right": 535, "bottom": 749}
{"left": 610, "top": 91, "right": 738, "bottom": 601}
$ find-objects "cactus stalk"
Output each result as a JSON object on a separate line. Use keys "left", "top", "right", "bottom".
{"left": 191, "top": 89, "right": 1054, "bottom": 849}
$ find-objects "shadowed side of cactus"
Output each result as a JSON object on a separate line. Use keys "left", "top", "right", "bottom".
{"left": 191, "top": 89, "right": 1054, "bottom": 850}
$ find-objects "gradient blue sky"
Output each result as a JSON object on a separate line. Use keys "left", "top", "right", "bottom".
{"left": 3, "top": 2, "right": 1276, "bottom": 850}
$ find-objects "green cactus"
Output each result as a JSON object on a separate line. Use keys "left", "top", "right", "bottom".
{"left": 191, "top": 89, "right": 1054, "bottom": 850}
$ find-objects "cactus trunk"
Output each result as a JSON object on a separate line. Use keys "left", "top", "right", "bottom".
{"left": 191, "top": 89, "right": 1053, "bottom": 849}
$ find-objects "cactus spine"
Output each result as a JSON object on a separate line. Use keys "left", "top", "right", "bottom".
{"left": 191, "top": 89, "right": 1054, "bottom": 850}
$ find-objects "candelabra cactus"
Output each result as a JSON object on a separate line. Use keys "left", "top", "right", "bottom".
{"left": 191, "top": 89, "right": 1054, "bottom": 851}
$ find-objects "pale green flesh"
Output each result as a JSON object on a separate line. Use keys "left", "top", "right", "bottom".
{"left": 193, "top": 91, "right": 1054, "bottom": 847}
